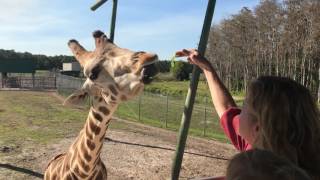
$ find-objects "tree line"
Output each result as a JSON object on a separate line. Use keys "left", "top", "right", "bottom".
{"left": 0, "top": 49, "right": 194, "bottom": 80}
{"left": 0, "top": 49, "right": 76, "bottom": 70}
{"left": 206, "top": 0, "right": 319, "bottom": 101}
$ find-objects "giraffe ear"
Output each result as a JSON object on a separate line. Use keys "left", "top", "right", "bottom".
{"left": 63, "top": 90, "right": 89, "bottom": 107}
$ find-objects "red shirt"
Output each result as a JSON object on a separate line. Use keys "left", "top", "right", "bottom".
{"left": 220, "top": 107, "right": 252, "bottom": 151}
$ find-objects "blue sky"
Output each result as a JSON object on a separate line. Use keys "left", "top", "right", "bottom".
{"left": 0, "top": 0, "right": 260, "bottom": 60}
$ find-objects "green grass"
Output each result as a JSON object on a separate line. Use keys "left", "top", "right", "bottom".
{"left": 0, "top": 91, "right": 87, "bottom": 147}
{"left": 144, "top": 81, "right": 211, "bottom": 98}
{"left": 144, "top": 81, "right": 245, "bottom": 105}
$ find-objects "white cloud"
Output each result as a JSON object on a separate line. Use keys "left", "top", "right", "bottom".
{"left": 0, "top": 0, "right": 76, "bottom": 55}
{"left": 1, "top": 15, "right": 70, "bottom": 33}
{"left": 0, "top": 0, "right": 40, "bottom": 17}
{"left": 0, "top": 1, "right": 72, "bottom": 33}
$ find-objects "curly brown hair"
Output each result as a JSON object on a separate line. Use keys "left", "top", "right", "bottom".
{"left": 245, "top": 76, "right": 320, "bottom": 180}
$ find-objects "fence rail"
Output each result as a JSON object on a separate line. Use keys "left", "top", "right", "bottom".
{"left": 56, "top": 73, "right": 85, "bottom": 90}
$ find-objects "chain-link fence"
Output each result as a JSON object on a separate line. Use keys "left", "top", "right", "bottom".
{"left": 0, "top": 72, "right": 57, "bottom": 89}
{"left": 56, "top": 74, "right": 226, "bottom": 141}
{"left": 115, "top": 92, "right": 225, "bottom": 140}
{"left": 56, "top": 73, "right": 85, "bottom": 96}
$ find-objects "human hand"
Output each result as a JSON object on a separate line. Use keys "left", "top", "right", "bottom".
{"left": 175, "top": 49, "right": 212, "bottom": 71}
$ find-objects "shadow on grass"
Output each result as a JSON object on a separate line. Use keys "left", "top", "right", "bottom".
{"left": 0, "top": 163, "right": 44, "bottom": 179}
{"left": 105, "top": 137, "right": 229, "bottom": 161}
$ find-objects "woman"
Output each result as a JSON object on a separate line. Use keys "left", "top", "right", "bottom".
{"left": 176, "top": 49, "right": 320, "bottom": 179}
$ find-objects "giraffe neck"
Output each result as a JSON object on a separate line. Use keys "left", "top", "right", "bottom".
{"left": 68, "top": 93, "right": 119, "bottom": 178}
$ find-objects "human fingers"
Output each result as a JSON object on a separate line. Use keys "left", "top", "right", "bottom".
{"left": 175, "top": 51, "right": 187, "bottom": 57}
{"left": 184, "top": 49, "right": 199, "bottom": 56}
{"left": 175, "top": 49, "right": 190, "bottom": 57}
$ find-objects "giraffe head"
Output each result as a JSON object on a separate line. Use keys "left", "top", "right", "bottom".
{"left": 65, "top": 30, "right": 158, "bottom": 105}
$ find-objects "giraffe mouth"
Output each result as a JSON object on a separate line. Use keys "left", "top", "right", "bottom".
{"left": 141, "top": 63, "right": 158, "bottom": 84}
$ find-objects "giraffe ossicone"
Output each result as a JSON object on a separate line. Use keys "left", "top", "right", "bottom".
{"left": 44, "top": 30, "right": 158, "bottom": 180}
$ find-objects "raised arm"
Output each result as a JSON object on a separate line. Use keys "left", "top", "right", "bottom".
{"left": 176, "top": 49, "right": 236, "bottom": 118}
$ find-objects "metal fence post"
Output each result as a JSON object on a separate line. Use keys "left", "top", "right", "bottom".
{"left": 54, "top": 76, "right": 57, "bottom": 89}
{"left": 204, "top": 96, "right": 207, "bottom": 136}
{"left": 109, "top": 0, "right": 118, "bottom": 42}
{"left": 165, "top": 95, "right": 168, "bottom": 128}
{"left": 90, "top": 0, "right": 118, "bottom": 43}
{"left": 171, "top": 1, "right": 216, "bottom": 179}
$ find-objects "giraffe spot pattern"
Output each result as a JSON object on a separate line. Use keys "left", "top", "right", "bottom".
{"left": 66, "top": 174, "right": 72, "bottom": 180}
{"left": 71, "top": 173, "right": 79, "bottom": 180}
{"left": 80, "top": 140, "right": 92, "bottom": 162}
{"left": 108, "top": 51, "right": 116, "bottom": 57}
{"left": 109, "top": 85, "right": 118, "bottom": 96}
{"left": 98, "top": 106, "right": 110, "bottom": 116}
{"left": 83, "top": 149, "right": 92, "bottom": 162}
{"left": 52, "top": 173, "right": 57, "bottom": 180}
{"left": 89, "top": 119, "right": 101, "bottom": 135}
{"left": 86, "top": 139, "right": 96, "bottom": 150}
{"left": 74, "top": 165, "right": 88, "bottom": 179}
{"left": 78, "top": 155, "right": 90, "bottom": 172}
{"left": 110, "top": 95, "right": 116, "bottom": 101}
{"left": 92, "top": 111, "right": 103, "bottom": 122}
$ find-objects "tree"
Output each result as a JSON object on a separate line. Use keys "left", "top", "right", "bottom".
{"left": 205, "top": 0, "right": 319, "bottom": 100}
{"left": 170, "top": 61, "right": 192, "bottom": 81}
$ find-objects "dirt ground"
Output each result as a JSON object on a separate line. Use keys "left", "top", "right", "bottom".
{"left": 0, "top": 92, "right": 237, "bottom": 180}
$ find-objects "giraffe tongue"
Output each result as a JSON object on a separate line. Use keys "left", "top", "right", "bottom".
{"left": 141, "top": 64, "right": 158, "bottom": 84}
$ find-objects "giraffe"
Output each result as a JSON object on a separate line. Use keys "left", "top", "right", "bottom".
{"left": 44, "top": 30, "right": 158, "bottom": 180}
